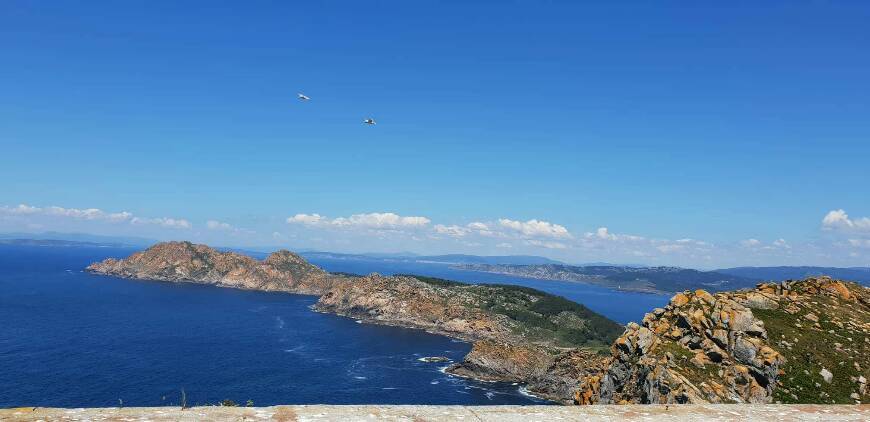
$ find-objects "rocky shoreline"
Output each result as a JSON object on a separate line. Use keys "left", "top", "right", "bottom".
{"left": 86, "top": 241, "right": 870, "bottom": 405}
{"left": 87, "top": 242, "right": 622, "bottom": 404}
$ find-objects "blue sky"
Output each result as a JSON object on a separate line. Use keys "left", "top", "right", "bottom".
{"left": 1, "top": 2, "right": 869, "bottom": 267}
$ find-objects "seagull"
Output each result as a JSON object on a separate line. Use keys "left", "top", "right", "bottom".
{"left": 297, "top": 93, "right": 310, "bottom": 101}
{"left": 363, "top": 118, "right": 376, "bottom": 125}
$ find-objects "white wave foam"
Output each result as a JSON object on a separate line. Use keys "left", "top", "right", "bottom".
{"left": 517, "top": 386, "right": 543, "bottom": 400}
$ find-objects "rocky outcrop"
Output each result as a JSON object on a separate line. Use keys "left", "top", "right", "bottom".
{"left": 445, "top": 341, "right": 555, "bottom": 382}
{"left": 313, "top": 273, "right": 622, "bottom": 403}
{"left": 87, "top": 241, "right": 346, "bottom": 295}
{"left": 313, "top": 273, "right": 514, "bottom": 342}
{"left": 576, "top": 277, "right": 870, "bottom": 405}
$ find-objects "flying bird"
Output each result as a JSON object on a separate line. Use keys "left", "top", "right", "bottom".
{"left": 297, "top": 93, "right": 310, "bottom": 101}
{"left": 363, "top": 118, "right": 376, "bottom": 125}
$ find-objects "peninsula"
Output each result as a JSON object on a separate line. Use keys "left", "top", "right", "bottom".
{"left": 87, "top": 241, "right": 870, "bottom": 405}
{"left": 87, "top": 241, "right": 623, "bottom": 403}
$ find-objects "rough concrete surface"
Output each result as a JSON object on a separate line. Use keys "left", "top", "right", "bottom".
{"left": 1, "top": 405, "right": 869, "bottom": 421}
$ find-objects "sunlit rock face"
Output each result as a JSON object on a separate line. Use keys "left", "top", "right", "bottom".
{"left": 576, "top": 277, "right": 870, "bottom": 405}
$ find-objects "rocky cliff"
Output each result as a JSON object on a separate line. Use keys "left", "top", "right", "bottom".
{"left": 313, "top": 273, "right": 623, "bottom": 403}
{"left": 575, "top": 276, "right": 870, "bottom": 405}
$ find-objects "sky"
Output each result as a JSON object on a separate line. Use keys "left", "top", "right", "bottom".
{"left": 1, "top": 1, "right": 869, "bottom": 268}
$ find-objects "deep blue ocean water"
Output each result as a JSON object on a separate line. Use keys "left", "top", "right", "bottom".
{"left": 0, "top": 245, "right": 668, "bottom": 408}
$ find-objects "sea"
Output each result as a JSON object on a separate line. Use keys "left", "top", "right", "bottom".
{"left": 0, "top": 245, "right": 669, "bottom": 407}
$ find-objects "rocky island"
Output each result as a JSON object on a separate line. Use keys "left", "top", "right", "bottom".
{"left": 87, "top": 242, "right": 870, "bottom": 405}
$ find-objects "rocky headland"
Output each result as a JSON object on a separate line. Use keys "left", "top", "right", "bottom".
{"left": 87, "top": 242, "right": 870, "bottom": 405}
{"left": 87, "top": 241, "right": 344, "bottom": 295}
{"left": 575, "top": 276, "right": 870, "bottom": 405}
{"left": 87, "top": 241, "right": 623, "bottom": 403}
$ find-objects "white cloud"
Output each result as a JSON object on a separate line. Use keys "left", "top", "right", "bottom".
{"left": 286, "top": 213, "right": 324, "bottom": 225}
{"left": 496, "top": 242, "right": 513, "bottom": 248}
{"left": 740, "top": 238, "right": 762, "bottom": 248}
{"left": 585, "top": 227, "right": 644, "bottom": 242}
{"left": 591, "top": 227, "right": 616, "bottom": 240}
{"left": 434, "top": 224, "right": 470, "bottom": 237}
{"left": 656, "top": 244, "right": 685, "bottom": 253}
{"left": 467, "top": 222, "right": 489, "bottom": 230}
{"left": 287, "top": 212, "right": 431, "bottom": 231}
{"left": 498, "top": 218, "right": 572, "bottom": 239}
{"left": 848, "top": 239, "right": 870, "bottom": 249}
{"left": 1, "top": 203, "right": 190, "bottom": 229}
{"left": 0, "top": 204, "right": 134, "bottom": 222}
{"left": 772, "top": 238, "right": 790, "bottom": 249}
{"left": 205, "top": 219, "right": 254, "bottom": 235}
{"left": 467, "top": 221, "right": 498, "bottom": 237}
{"left": 130, "top": 217, "right": 192, "bottom": 229}
{"left": 206, "top": 220, "right": 232, "bottom": 230}
{"left": 525, "top": 239, "right": 568, "bottom": 249}
{"left": 332, "top": 212, "right": 430, "bottom": 229}
{"left": 822, "top": 209, "right": 870, "bottom": 232}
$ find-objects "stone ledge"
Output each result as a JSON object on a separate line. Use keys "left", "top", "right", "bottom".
{"left": 2, "top": 405, "right": 869, "bottom": 421}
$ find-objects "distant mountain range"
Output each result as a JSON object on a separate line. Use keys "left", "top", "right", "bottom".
{"left": 0, "top": 232, "right": 154, "bottom": 247}
{"left": 298, "top": 251, "right": 563, "bottom": 265}
{"left": 716, "top": 266, "right": 870, "bottom": 284}
{"left": 4, "top": 233, "right": 868, "bottom": 290}
{"left": 456, "top": 263, "right": 870, "bottom": 294}
{"left": 454, "top": 264, "right": 760, "bottom": 294}
{"left": 0, "top": 238, "right": 133, "bottom": 248}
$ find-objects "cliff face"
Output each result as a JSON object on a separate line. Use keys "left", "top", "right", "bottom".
{"left": 87, "top": 241, "right": 345, "bottom": 295}
{"left": 576, "top": 277, "right": 870, "bottom": 405}
{"left": 313, "top": 273, "right": 623, "bottom": 403}
{"left": 313, "top": 274, "right": 513, "bottom": 342}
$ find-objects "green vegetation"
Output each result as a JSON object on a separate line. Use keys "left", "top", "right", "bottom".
{"left": 404, "top": 274, "right": 466, "bottom": 288}
{"left": 753, "top": 297, "right": 869, "bottom": 404}
{"left": 410, "top": 274, "right": 624, "bottom": 348}
{"left": 656, "top": 340, "right": 720, "bottom": 386}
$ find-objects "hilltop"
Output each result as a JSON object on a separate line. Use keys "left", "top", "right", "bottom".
{"left": 575, "top": 276, "right": 870, "bottom": 404}
{"left": 87, "top": 241, "right": 343, "bottom": 295}
{"left": 86, "top": 241, "right": 622, "bottom": 403}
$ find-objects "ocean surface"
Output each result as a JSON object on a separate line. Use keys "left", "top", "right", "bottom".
{"left": 0, "top": 245, "right": 668, "bottom": 407}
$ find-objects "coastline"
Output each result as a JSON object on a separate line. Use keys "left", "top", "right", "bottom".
{"left": 451, "top": 267, "right": 668, "bottom": 295}
{"left": 87, "top": 269, "right": 561, "bottom": 402}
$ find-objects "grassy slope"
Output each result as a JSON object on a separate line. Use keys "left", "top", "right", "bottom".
{"left": 407, "top": 274, "right": 624, "bottom": 349}
{"left": 753, "top": 295, "right": 869, "bottom": 404}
